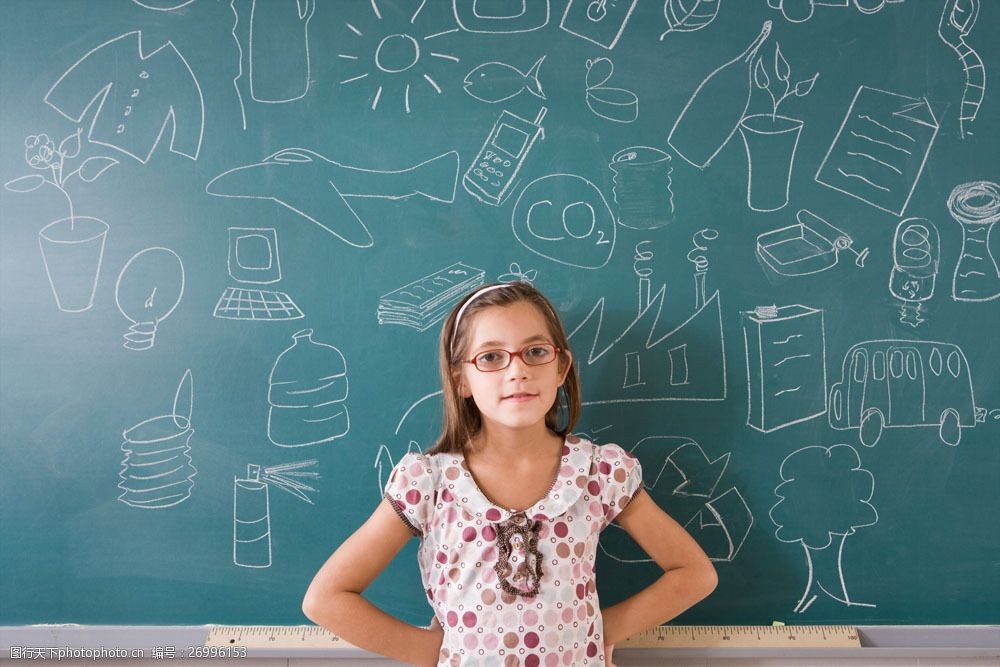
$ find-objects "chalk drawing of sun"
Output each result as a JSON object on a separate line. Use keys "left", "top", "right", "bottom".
{"left": 339, "top": 0, "right": 460, "bottom": 114}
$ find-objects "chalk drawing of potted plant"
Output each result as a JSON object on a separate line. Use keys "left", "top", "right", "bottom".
{"left": 738, "top": 44, "right": 818, "bottom": 212}
{"left": 5, "top": 129, "right": 118, "bottom": 312}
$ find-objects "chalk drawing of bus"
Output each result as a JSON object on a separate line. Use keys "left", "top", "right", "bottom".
{"left": 828, "top": 340, "right": 986, "bottom": 447}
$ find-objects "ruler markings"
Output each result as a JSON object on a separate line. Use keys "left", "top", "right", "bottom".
{"left": 207, "top": 625, "right": 860, "bottom": 649}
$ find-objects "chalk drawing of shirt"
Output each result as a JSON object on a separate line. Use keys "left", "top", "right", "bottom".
{"left": 45, "top": 31, "right": 205, "bottom": 163}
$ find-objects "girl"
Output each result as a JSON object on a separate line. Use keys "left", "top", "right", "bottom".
{"left": 303, "top": 282, "right": 717, "bottom": 666}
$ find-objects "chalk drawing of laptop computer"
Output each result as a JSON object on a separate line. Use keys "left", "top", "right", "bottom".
{"left": 213, "top": 227, "right": 304, "bottom": 320}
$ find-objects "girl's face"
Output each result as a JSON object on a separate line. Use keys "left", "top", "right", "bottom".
{"left": 458, "top": 301, "right": 572, "bottom": 436}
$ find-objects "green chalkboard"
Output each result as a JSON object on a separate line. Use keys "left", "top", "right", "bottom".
{"left": 1, "top": 0, "right": 998, "bottom": 628}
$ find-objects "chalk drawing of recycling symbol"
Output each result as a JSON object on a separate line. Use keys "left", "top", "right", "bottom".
{"left": 599, "top": 435, "right": 754, "bottom": 563}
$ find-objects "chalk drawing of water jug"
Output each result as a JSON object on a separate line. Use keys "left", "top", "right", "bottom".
{"left": 268, "top": 329, "right": 350, "bottom": 447}
{"left": 118, "top": 369, "right": 197, "bottom": 509}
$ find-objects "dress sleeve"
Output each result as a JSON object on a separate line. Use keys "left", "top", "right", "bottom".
{"left": 383, "top": 452, "right": 435, "bottom": 537}
{"left": 596, "top": 443, "right": 643, "bottom": 528}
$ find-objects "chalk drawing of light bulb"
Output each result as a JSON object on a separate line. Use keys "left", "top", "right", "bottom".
{"left": 115, "top": 247, "right": 185, "bottom": 351}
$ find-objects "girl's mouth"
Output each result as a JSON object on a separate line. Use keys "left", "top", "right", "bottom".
{"left": 503, "top": 392, "right": 537, "bottom": 402}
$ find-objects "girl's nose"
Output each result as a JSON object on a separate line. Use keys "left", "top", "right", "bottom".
{"left": 505, "top": 354, "right": 531, "bottom": 378}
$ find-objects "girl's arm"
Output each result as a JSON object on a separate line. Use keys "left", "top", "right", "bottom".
{"left": 302, "top": 498, "right": 443, "bottom": 667}
{"left": 599, "top": 488, "right": 719, "bottom": 645}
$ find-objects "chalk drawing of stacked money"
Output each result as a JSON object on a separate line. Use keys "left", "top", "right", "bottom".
{"left": 118, "top": 369, "right": 197, "bottom": 509}
{"left": 268, "top": 329, "right": 350, "bottom": 447}
{"left": 377, "top": 262, "right": 485, "bottom": 331}
{"left": 233, "top": 460, "right": 319, "bottom": 568}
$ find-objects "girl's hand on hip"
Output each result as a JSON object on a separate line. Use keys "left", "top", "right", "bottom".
{"left": 605, "top": 642, "right": 616, "bottom": 666}
{"left": 415, "top": 616, "right": 444, "bottom": 667}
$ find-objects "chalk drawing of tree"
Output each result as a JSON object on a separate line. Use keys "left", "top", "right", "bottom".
{"left": 769, "top": 444, "right": 878, "bottom": 613}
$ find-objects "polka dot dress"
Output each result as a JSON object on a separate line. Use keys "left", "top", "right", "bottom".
{"left": 384, "top": 435, "right": 643, "bottom": 667}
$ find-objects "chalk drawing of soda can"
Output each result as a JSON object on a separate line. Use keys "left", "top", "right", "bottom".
{"left": 609, "top": 146, "right": 675, "bottom": 230}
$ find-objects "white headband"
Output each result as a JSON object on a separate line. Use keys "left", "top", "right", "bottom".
{"left": 451, "top": 284, "right": 509, "bottom": 352}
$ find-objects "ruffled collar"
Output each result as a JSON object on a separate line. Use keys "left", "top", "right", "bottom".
{"left": 448, "top": 435, "right": 594, "bottom": 523}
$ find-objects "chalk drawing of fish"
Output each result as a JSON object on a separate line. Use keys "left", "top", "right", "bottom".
{"left": 463, "top": 56, "right": 546, "bottom": 104}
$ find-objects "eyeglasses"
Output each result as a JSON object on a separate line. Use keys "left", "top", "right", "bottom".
{"left": 464, "top": 343, "right": 560, "bottom": 372}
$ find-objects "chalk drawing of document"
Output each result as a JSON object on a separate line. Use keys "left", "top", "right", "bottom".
{"left": 45, "top": 31, "right": 204, "bottom": 163}
{"left": 815, "top": 86, "right": 938, "bottom": 216}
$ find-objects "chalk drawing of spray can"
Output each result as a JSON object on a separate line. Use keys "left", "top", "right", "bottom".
{"left": 234, "top": 464, "right": 272, "bottom": 568}
{"left": 233, "top": 460, "right": 318, "bottom": 568}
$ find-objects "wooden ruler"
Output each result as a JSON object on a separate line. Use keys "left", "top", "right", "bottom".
{"left": 206, "top": 624, "right": 860, "bottom": 649}
{"left": 619, "top": 624, "right": 860, "bottom": 648}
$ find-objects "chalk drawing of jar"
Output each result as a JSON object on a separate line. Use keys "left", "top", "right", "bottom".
{"left": 738, "top": 114, "right": 803, "bottom": 212}
{"left": 949, "top": 180, "right": 1000, "bottom": 302}
{"left": 37, "top": 216, "right": 109, "bottom": 312}
{"left": 118, "top": 370, "right": 197, "bottom": 509}
{"left": 609, "top": 146, "right": 675, "bottom": 229}
{"left": 268, "top": 329, "right": 350, "bottom": 447}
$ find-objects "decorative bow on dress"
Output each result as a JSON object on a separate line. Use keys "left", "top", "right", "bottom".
{"left": 494, "top": 512, "right": 543, "bottom": 598}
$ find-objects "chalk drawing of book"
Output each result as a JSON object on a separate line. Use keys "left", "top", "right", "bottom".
{"left": 756, "top": 209, "right": 868, "bottom": 277}
{"left": 377, "top": 262, "right": 485, "bottom": 331}
{"left": 213, "top": 227, "right": 303, "bottom": 321}
{"left": 743, "top": 304, "right": 827, "bottom": 433}
{"left": 815, "top": 86, "right": 939, "bottom": 216}
{"left": 233, "top": 460, "right": 319, "bottom": 568}
{"left": 118, "top": 369, "right": 197, "bottom": 509}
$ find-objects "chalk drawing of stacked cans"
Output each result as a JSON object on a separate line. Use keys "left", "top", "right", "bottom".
{"left": 118, "top": 370, "right": 197, "bottom": 509}
{"left": 267, "top": 329, "right": 350, "bottom": 447}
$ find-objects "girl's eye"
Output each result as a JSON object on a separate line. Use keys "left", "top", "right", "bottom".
{"left": 525, "top": 345, "right": 551, "bottom": 359}
{"left": 478, "top": 351, "right": 503, "bottom": 364}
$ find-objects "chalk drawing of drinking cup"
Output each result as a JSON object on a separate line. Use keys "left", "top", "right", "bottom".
{"left": 37, "top": 216, "right": 109, "bottom": 312}
{"left": 739, "top": 114, "right": 803, "bottom": 212}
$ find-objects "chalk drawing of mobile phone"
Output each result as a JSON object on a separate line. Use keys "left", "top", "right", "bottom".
{"left": 560, "top": 0, "right": 639, "bottom": 50}
{"left": 462, "top": 107, "right": 547, "bottom": 207}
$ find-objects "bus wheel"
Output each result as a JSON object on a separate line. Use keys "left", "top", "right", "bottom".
{"left": 859, "top": 409, "right": 884, "bottom": 447}
{"left": 939, "top": 409, "right": 962, "bottom": 447}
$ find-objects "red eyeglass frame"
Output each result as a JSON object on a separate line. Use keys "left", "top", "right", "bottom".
{"left": 462, "top": 343, "right": 561, "bottom": 372}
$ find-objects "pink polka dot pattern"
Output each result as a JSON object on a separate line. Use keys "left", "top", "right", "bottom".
{"left": 383, "top": 437, "right": 643, "bottom": 666}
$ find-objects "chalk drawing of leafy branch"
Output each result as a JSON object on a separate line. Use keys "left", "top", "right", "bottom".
{"left": 5, "top": 128, "right": 119, "bottom": 227}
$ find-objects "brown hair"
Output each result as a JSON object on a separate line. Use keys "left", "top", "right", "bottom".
{"left": 425, "top": 282, "right": 581, "bottom": 455}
